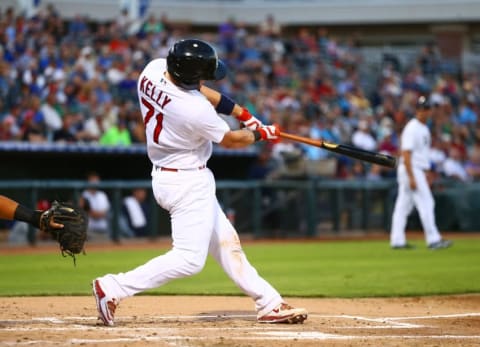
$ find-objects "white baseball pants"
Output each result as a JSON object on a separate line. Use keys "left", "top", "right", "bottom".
{"left": 390, "top": 164, "right": 442, "bottom": 246}
{"left": 98, "top": 167, "right": 282, "bottom": 317}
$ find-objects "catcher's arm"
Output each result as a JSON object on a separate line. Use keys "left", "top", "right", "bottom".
{"left": 0, "top": 195, "right": 63, "bottom": 229}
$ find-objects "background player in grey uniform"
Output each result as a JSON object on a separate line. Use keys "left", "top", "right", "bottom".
{"left": 92, "top": 39, "right": 308, "bottom": 326}
{"left": 390, "top": 96, "right": 453, "bottom": 250}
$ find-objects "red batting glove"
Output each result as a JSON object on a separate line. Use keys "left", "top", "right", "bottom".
{"left": 258, "top": 124, "right": 281, "bottom": 143}
{"left": 237, "top": 108, "right": 263, "bottom": 130}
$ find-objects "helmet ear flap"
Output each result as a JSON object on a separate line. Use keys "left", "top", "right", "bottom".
{"left": 213, "top": 60, "right": 227, "bottom": 81}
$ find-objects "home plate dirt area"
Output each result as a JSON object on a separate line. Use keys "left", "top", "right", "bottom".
{"left": 0, "top": 295, "right": 479, "bottom": 347}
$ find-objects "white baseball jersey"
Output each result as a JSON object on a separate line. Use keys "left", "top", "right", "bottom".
{"left": 399, "top": 118, "right": 431, "bottom": 170}
{"left": 95, "top": 58, "right": 284, "bottom": 318}
{"left": 137, "top": 58, "right": 229, "bottom": 169}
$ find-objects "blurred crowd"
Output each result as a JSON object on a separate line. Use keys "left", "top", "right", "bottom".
{"left": 1, "top": 5, "right": 480, "bottom": 181}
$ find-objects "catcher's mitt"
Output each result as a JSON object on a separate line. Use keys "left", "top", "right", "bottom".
{"left": 40, "top": 201, "right": 88, "bottom": 265}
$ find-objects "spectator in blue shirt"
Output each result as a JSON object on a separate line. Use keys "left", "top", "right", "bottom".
{"left": 457, "top": 96, "right": 477, "bottom": 125}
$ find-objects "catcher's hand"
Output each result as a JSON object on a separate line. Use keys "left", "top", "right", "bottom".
{"left": 40, "top": 201, "right": 88, "bottom": 265}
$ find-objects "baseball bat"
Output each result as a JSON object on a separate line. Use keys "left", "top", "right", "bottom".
{"left": 279, "top": 132, "right": 397, "bottom": 168}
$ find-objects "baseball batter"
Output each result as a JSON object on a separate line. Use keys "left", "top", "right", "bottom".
{"left": 390, "top": 96, "right": 453, "bottom": 250}
{"left": 92, "top": 39, "right": 308, "bottom": 325}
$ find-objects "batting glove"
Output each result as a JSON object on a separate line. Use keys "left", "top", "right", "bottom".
{"left": 237, "top": 108, "right": 263, "bottom": 130}
{"left": 258, "top": 124, "right": 281, "bottom": 143}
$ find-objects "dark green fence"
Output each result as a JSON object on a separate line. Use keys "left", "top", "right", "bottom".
{"left": 0, "top": 179, "right": 478, "bottom": 242}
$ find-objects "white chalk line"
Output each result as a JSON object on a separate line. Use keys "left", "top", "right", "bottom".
{"left": 383, "top": 312, "right": 480, "bottom": 320}
{"left": 1, "top": 312, "right": 479, "bottom": 345}
{"left": 0, "top": 312, "right": 478, "bottom": 330}
{"left": 12, "top": 311, "right": 480, "bottom": 322}
{"left": 320, "top": 315, "right": 423, "bottom": 328}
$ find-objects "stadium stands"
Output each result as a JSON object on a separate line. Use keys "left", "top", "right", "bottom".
{"left": 0, "top": 2, "right": 478, "bottom": 183}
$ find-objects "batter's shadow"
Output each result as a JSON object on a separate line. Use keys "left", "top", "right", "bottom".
{"left": 195, "top": 310, "right": 256, "bottom": 322}
{"left": 85, "top": 310, "right": 257, "bottom": 326}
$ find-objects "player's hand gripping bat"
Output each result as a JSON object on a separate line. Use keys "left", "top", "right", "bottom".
{"left": 280, "top": 132, "right": 397, "bottom": 168}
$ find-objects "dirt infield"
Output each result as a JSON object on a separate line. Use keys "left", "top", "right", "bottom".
{"left": 1, "top": 235, "right": 479, "bottom": 346}
{"left": 1, "top": 294, "right": 479, "bottom": 346}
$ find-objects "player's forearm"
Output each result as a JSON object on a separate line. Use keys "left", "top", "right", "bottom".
{"left": 219, "top": 129, "right": 259, "bottom": 149}
{"left": 0, "top": 195, "right": 41, "bottom": 227}
{"left": 200, "top": 85, "right": 221, "bottom": 106}
{"left": 199, "top": 85, "right": 244, "bottom": 118}
{"left": 200, "top": 85, "right": 263, "bottom": 131}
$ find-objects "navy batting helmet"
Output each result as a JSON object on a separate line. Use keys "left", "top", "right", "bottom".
{"left": 416, "top": 95, "right": 432, "bottom": 110}
{"left": 167, "top": 39, "right": 227, "bottom": 90}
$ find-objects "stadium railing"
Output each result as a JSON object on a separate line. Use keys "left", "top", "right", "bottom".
{"left": 1, "top": 178, "right": 477, "bottom": 244}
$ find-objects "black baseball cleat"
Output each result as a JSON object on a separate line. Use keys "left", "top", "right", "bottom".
{"left": 428, "top": 239, "right": 453, "bottom": 250}
{"left": 391, "top": 243, "right": 416, "bottom": 250}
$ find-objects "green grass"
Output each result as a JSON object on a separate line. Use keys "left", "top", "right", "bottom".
{"left": 0, "top": 238, "right": 479, "bottom": 297}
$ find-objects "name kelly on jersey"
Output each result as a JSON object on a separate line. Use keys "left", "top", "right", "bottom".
{"left": 139, "top": 76, "right": 172, "bottom": 109}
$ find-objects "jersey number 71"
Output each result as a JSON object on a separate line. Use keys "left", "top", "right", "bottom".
{"left": 141, "top": 97, "right": 164, "bottom": 144}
